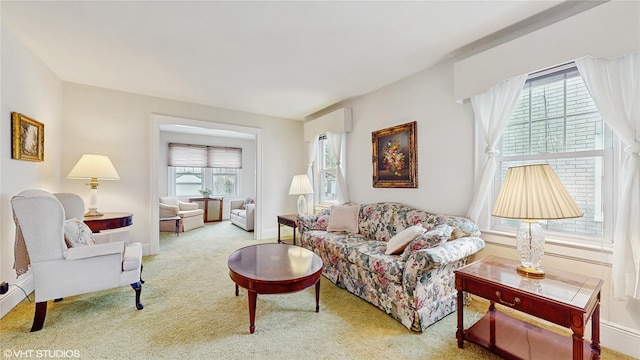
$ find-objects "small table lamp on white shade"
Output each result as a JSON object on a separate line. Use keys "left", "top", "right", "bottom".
{"left": 289, "top": 174, "right": 314, "bottom": 215}
{"left": 67, "top": 154, "right": 120, "bottom": 217}
{"left": 492, "top": 164, "right": 583, "bottom": 278}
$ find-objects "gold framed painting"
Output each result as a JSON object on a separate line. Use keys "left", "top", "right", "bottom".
{"left": 372, "top": 121, "right": 417, "bottom": 188}
{"left": 12, "top": 112, "right": 44, "bottom": 162}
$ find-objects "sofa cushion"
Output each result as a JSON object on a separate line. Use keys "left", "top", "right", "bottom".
{"left": 179, "top": 209, "right": 204, "bottom": 218}
{"left": 327, "top": 204, "right": 360, "bottom": 233}
{"left": 353, "top": 241, "right": 405, "bottom": 284}
{"left": 230, "top": 209, "right": 246, "bottom": 217}
{"left": 63, "top": 218, "right": 96, "bottom": 248}
{"left": 401, "top": 224, "right": 453, "bottom": 257}
{"left": 385, "top": 224, "right": 426, "bottom": 255}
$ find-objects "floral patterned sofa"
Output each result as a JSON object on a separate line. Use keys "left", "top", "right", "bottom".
{"left": 296, "top": 202, "right": 485, "bottom": 332}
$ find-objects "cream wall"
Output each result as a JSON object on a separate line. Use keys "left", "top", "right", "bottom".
{"left": 339, "top": 59, "right": 474, "bottom": 216}
{"left": 0, "top": 27, "right": 63, "bottom": 316}
{"left": 319, "top": 2, "right": 639, "bottom": 357}
{"left": 1, "top": 27, "right": 306, "bottom": 316}
{"left": 60, "top": 83, "right": 305, "bottom": 247}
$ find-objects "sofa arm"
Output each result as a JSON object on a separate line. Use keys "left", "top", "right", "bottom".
{"left": 244, "top": 204, "right": 255, "bottom": 229}
{"left": 296, "top": 213, "right": 320, "bottom": 233}
{"left": 159, "top": 203, "right": 179, "bottom": 217}
{"left": 402, "top": 237, "right": 485, "bottom": 298}
{"left": 178, "top": 201, "right": 198, "bottom": 211}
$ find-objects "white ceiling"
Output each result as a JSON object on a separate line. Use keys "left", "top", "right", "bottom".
{"left": 2, "top": 1, "right": 566, "bottom": 120}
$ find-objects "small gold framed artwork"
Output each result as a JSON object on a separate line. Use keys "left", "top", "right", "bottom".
{"left": 12, "top": 112, "right": 44, "bottom": 162}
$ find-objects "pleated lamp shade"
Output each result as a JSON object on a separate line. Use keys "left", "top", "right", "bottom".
{"left": 492, "top": 164, "right": 583, "bottom": 221}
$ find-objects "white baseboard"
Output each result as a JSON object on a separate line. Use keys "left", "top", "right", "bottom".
{"left": 0, "top": 274, "right": 33, "bottom": 319}
{"left": 601, "top": 320, "right": 640, "bottom": 358}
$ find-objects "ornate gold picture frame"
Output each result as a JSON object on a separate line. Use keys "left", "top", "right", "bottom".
{"left": 372, "top": 121, "right": 417, "bottom": 188}
{"left": 12, "top": 112, "right": 44, "bottom": 162}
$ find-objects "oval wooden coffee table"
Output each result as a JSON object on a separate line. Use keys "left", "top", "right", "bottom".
{"left": 228, "top": 243, "right": 323, "bottom": 334}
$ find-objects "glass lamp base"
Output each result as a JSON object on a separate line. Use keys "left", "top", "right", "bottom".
{"left": 515, "top": 220, "right": 545, "bottom": 279}
{"left": 296, "top": 195, "right": 307, "bottom": 215}
{"left": 516, "top": 265, "right": 545, "bottom": 279}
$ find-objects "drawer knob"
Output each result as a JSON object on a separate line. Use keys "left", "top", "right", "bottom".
{"left": 495, "top": 291, "right": 521, "bottom": 307}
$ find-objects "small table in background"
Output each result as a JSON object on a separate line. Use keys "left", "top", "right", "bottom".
{"left": 159, "top": 216, "right": 181, "bottom": 236}
{"left": 83, "top": 212, "right": 133, "bottom": 233}
{"left": 277, "top": 214, "right": 298, "bottom": 245}
{"left": 189, "top": 197, "right": 223, "bottom": 222}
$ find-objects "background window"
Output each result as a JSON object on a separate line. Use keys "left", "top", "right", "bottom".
{"left": 210, "top": 168, "right": 238, "bottom": 196}
{"left": 495, "top": 65, "right": 613, "bottom": 241}
{"left": 171, "top": 167, "right": 239, "bottom": 197}
{"left": 318, "top": 135, "right": 337, "bottom": 204}
{"left": 175, "top": 167, "right": 202, "bottom": 197}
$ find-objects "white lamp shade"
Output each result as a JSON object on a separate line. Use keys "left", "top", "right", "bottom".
{"left": 67, "top": 154, "right": 120, "bottom": 180}
{"left": 492, "top": 164, "right": 583, "bottom": 220}
{"left": 288, "top": 174, "right": 314, "bottom": 195}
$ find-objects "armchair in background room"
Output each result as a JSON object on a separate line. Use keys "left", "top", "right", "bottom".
{"left": 229, "top": 198, "right": 255, "bottom": 231}
{"left": 159, "top": 196, "right": 205, "bottom": 233}
{"left": 10, "top": 190, "right": 143, "bottom": 332}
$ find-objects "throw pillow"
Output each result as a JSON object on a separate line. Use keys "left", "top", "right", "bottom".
{"left": 64, "top": 218, "right": 96, "bottom": 248}
{"left": 240, "top": 197, "right": 254, "bottom": 210}
{"left": 326, "top": 204, "right": 360, "bottom": 233}
{"left": 401, "top": 224, "right": 453, "bottom": 256}
{"left": 385, "top": 224, "right": 426, "bottom": 255}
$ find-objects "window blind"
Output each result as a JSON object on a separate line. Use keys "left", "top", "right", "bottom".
{"left": 208, "top": 147, "right": 242, "bottom": 168}
{"left": 168, "top": 143, "right": 207, "bottom": 167}
{"left": 168, "top": 143, "right": 242, "bottom": 168}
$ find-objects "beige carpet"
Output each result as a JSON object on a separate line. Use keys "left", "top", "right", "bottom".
{"left": 0, "top": 221, "right": 630, "bottom": 359}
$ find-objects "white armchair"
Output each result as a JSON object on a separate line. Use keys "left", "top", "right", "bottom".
{"left": 10, "top": 190, "right": 143, "bottom": 332}
{"left": 159, "top": 196, "right": 205, "bottom": 233}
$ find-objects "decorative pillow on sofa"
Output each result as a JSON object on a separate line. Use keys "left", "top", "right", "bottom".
{"left": 401, "top": 224, "right": 453, "bottom": 256}
{"left": 240, "top": 197, "right": 255, "bottom": 210}
{"left": 64, "top": 218, "right": 96, "bottom": 248}
{"left": 385, "top": 224, "right": 426, "bottom": 255}
{"left": 327, "top": 204, "right": 360, "bottom": 233}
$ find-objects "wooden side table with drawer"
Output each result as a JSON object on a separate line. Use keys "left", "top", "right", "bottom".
{"left": 455, "top": 255, "right": 603, "bottom": 360}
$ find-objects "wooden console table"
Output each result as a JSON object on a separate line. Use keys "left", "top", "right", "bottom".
{"left": 189, "top": 197, "right": 223, "bottom": 222}
{"left": 84, "top": 212, "right": 133, "bottom": 233}
{"left": 455, "top": 255, "right": 602, "bottom": 360}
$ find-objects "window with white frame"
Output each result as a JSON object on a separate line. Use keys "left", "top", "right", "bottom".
{"left": 494, "top": 64, "right": 614, "bottom": 243}
{"left": 318, "top": 134, "right": 338, "bottom": 204}
{"left": 168, "top": 144, "right": 241, "bottom": 197}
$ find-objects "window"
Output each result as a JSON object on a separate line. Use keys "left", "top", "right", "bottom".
{"left": 210, "top": 168, "right": 239, "bottom": 196}
{"left": 174, "top": 167, "right": 203, "bottom": 197}
{"left": 168, "top": 143, "right": 242, "bottom": 197}
{"left": 318, "top": 135, "right": 338, "bottom": 204}
{"left": 171, "top": 167, "right": 239, "bottom": 197}
{"left": 494, "top": 64, "right": 613, "bottom": 242}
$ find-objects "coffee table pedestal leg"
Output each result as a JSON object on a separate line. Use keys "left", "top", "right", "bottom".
{"left": 248, "top": 291, "right": 257, "bottom": 334}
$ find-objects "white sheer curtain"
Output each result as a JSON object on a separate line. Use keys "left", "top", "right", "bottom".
{"left": 326, "top": 132, "right": 351, "bottom": 203}
{"left": 466, "top": 74, "right": 529, "bottom": 224}
{"left": 576, "top": 52, "right": 640, "bottom": 300}
{"left": 306, "top": 135, "right": 319, "bottom": 213}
